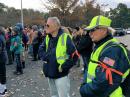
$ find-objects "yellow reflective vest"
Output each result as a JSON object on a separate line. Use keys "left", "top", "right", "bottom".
{"left": 45, "top": 33, "right": 69, "bottom": 71}
{"left": 86, "top": 38, "right": 130, "bottom": 97}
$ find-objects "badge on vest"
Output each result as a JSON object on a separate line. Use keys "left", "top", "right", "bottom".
{"left": 103, "top": 57, "right": 115, "bottom": 66}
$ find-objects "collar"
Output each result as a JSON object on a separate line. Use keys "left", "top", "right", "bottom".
{"left": 48, "top": 28, "right": 63, "bottom": 38}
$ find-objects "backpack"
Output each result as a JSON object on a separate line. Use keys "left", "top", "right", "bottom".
{"left": 101, "top": 42, "right": 130, "bottom": 97}
{"left": 119, "top": 42, "right": 130, "bottom": 97}
{"left": 121, "top": 72, "right": 130, "bottom": 97}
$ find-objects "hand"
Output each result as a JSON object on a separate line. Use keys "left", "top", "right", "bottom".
{"left": 58, "top": 66, "right": 62, "bottom": 72}
{"left": 27, "top": 42, "right": 30, "bottom": 45}
{"left": 43, "top": 61, "right": 47, "bottom": 64}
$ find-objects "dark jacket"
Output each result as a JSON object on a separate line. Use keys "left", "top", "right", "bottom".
{"left": 5, "top": 31, "right": 12, "bottom": 49}
{"left": 38, "top": 28, "right": 78, "bottom": 79}
{"left": 0, "top": 34, "right": 8, "bottom": 63}
{"left": 22, "top": 33, "right": 29, "bottom": 43}
{"left": 80, "top": 34, "right": 130, "bottom": 97}
{"left": 73, "top": 33, "right": 93, "bottom": 57}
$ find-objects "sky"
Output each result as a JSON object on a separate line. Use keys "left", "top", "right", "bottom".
{"left": 0, "top": 0, "right": 130, "bottom": 12}
{"left": 0, "top": 0, "right": 45, "bottom": 12}
{"left": 97, "top": 0, "right": 130, "bottom": 11}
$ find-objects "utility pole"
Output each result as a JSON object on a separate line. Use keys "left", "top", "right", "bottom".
{"left": 21, "top": 0, "right": 24, "bottom": 28}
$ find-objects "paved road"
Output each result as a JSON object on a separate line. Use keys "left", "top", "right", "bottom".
{"left": 6, "top": 54, "right": 82, "bottom": 97}
{"left": 6, "top": 34, "right": 130, "bottom": 97}
{"left": 116, "top": 34, "right": 130, "bottom": 50}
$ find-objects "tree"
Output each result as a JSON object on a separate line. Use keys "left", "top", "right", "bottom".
{"left": 108, "top": 3, "right": 130, "bottom": 28}
{"left": 0, "top": 3, "right": 6, "bottom": 12}
{"left": 0, "top": 3, "right": 45, "bottom": 27}
{"left": 82, "top": 0, "right": 100, "bottom": 25}
{"left": 42, "top": 0, "right": 80, "bottom": 26}
{"left": 42, "top": 0, "right": 101, "bottom": 27}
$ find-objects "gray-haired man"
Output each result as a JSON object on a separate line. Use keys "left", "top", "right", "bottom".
{"left": 39, "top": 17, "right": 79, "bottom": 97}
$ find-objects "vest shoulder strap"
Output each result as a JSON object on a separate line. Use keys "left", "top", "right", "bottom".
{"left": 100, "top": 42, "right": 130, "bottom": 64}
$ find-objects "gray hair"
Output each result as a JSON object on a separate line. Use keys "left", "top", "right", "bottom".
{"left": 48, "top": 17, "right": 61, "bottom": 27}
{"left": 107, "top": 27, "right": 116, "bottom": 35}
{"left": 32, "top": 25, "right": 38, "bottom": 31}
{"left": 99, "top": 26, "right": 116, "bottom": 35}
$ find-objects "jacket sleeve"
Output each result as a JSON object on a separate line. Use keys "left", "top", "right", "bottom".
{"left": 38, "top": 38, "right": 48, "bottom": 61}
{"left": 77, "top": 35, "right": 92, "bottom": 53}
{"left": 61, "top": 35, "right": 79, "bottom": 72}
{"left": 80, "top": 46, "right": 130, "bottom": 97}
{"left": 12, "top": 36, "right": 20, "bottom": 50}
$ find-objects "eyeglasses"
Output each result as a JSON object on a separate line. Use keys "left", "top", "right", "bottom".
{"left": 89, "top": 27, "right": 100, "bottom": 33}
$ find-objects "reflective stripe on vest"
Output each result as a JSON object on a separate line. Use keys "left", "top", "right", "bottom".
{"left": 87, "top": 38, "right": 118, "bottom": 83}
{"left": 45, "top": 33, "right": 68, "bottom": 71}
{"left": 86, "top": 38, "right": 130, "bottom": 97}
{"left": 45, "top": 35, "right": 49, "bottom": 52}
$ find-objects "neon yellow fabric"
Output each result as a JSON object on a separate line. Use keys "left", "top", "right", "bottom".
{"left": 87, "top": 38, "right": 118, "bottom": 83}
{"left": 86, "top": 15, "right": 112, "bottom": 30}
{"left": 86, "top": 38, "right": 130, "bottom": 97}
{"left": 56, "top": 33, "right": 68, "bottom": 71}
{"left": 45, "top": 35, "right": 49, "bottom": 52}
{"left": 110, "top": 86, "right": 122, "bottom": 97}
{"left": 45, "top": 33, "right": 68, "bottom": 71}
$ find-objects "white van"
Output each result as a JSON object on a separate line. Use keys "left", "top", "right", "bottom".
{"left": 127, "top": 28, "right": 130, "bottom": 34}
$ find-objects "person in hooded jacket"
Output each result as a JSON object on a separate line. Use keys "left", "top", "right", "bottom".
{"left": 39, "top": 17, "right": 79, "bottom": 97}
{"left": 10, "top": 26, "right": 23, "bottom": 75}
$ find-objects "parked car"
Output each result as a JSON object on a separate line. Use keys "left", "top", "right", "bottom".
{"left": 114, "top": 28, "right": 126, "bottom": 36}
{"left": 127, "top": 29, "right": 130, "bottom": 34}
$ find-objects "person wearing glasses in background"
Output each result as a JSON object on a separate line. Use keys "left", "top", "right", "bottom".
{"left": 38, "top": 17, "right": 79, "bottom": 97}
{"left": 80, "top": 15, "right": 130, "bottom": 97}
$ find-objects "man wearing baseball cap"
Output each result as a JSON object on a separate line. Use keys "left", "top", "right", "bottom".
{"left": 80, "top": 15, "right": 130, "bottom": 97}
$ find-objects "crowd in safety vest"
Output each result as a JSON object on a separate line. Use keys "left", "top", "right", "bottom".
{"left": 0, "top": 16, "right": 130, "bottom": 97}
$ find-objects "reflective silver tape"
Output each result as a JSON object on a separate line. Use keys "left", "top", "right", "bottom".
{"left": 87, "top": 73, "right": 95, "bottom": 80}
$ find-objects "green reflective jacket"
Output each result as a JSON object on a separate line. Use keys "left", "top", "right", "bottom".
{"left": 45, "top": 33, "right": 69, "bottom": 71}
{"left": 86, "top": 38, "right": 130, "bottom": 97}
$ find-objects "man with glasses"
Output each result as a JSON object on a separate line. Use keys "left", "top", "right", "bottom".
{"left": 80, "top": 15, "right": 130, "bottom": 97}
{"left": 39, "top": 17, "right": 79, "bottom": 97}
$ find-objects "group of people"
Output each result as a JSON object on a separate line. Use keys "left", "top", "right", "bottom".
{"left": 39, "top": 16, "right": 130, "bottom": 97}
{"left": 0, "top": 23, "right": 44, "bottom": 96}
{"left": 0, "top": 15, "right": 130, "bottom": 97}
